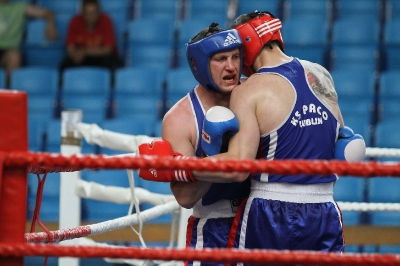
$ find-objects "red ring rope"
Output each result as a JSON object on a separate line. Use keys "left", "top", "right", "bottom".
{"left": 0, "top": 243, "right": 399, "bottom": 265}
{"left": 2, "top": 151, "right": 400, "bottom": 177}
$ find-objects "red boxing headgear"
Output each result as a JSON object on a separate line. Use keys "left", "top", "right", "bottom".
{"left": 233, "top": 11, "right": 284, "bottom": 77}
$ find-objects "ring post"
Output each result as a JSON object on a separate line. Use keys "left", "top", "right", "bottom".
{"left": 0, "top": 90, "right": 28, "bottom": 266}
{"left": 59, "top": 110, "right": 82, "bottom": 266}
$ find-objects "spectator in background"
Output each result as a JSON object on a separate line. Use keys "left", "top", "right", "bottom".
{"left": 0, "top": 0, "right": 58, "bottom": 87}
{"left": 59, "top": 0, "right": 123, "bottom": 75}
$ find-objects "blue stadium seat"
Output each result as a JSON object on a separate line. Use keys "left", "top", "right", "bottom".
{"left": 0, "top": 69, "right": 6, "bottom": 88}
{"left": 62, "top": 67, "right": 111, "bottom": 95}
{"left": 127, "top": 18, "right": 175, "bottom": 46}
{"left": 386, "top": 0, "right": 400, "bottom": 21}
{"left": 370, "top": 212, "right": 400, "bottom": 226}
{"left": 113, "top": 66, "right": 163, "bottom": 118}
{"left": 44, "top": 119, "right": 61, "bottom": 153}
{"left": 81, "top": 170, "right": 132, "bottom": 221}
{"left": 99, "top": 0, "right": 131, "bottom": 14}
{"left": 341, "top": 116, "right": 371, "bottom": 146}
{"left": 127, "top": 45, "right": 172, "bottom": 70}
{"left": 27, "top": 96, "right": 56, "bottom": 121}
{"left": 369, "top": 175, "right": 400, "bottom": 227}
{"left": 370, "top": 177, "right": 400, "bottom": 203}
{"left": 104, "top": 12, "right": 128, "bottom": 59}
{"left": 331, "top": 70, "right": 375, "bottom": 99}
{"left": 341, "top": 211, "right": 361, "bottom": 226}
{"left": 10, "top": 67, "right": 59, "bottom": 121}
{"left": 37, "top": 0, "right": 80, "bottom": 15}
{"left": 237, "top": 0, "right": 280, "bottom": 18}
{"left": 176, "top": 18, "right": 209, "bottom": 67}
{"left": 115, "top": 94, "right": 160, "bottom": 121}
{"left": 334, "top": 0, "right": 382, "bottom": 21}
{"left": 23, "top": 19, "right": 67, "bottom": 68}
{"left": 126, "top": 18, "right": 175, "bottom": 69}
{"left": 61, "top": 67, "right": 111, "bottom": 122}
{"left": 45, "top": 117, "right": 95, "bottom": 154}
{"left": 28, "top": 118, "right": 46, "bottom": 151}
{"left": 375, "top": 120, "right": 400, "bottom": 149}
{"left": 378, "top": 245, "right": 400, "bottom": 254}
{"left": 137, "top": 0, "right": 180, "bottom": 21}
{"left": 63, "top": 96, "right": 109, "bottom": 123}
{"left": 334, "top": 177, "right": 365, "bottom": 202}
{"left": 114, "top": 67, "right": 163, "bottom": 97}
{"left": 165, "top": 67, "right": 197, "bottom": 108}
{"left": 23, "top": 12, "right": 72, "bottom": 67}
{"left": 330, "top": 70, "right": 373, "bottom": 144}
{"left": 140, "top": 178, "right": 173, "bottom": 223}
{"left": 379, "top": 70, "right": 400, "bottom": 121}
{"left": 331, "top": 46, "right": 379, "bottom": 72}
{"left": 331, "top": 70, "right": 374, "bottom": 127}
{"left": 54, "top": 13, "right": 75, "bottom": 46}
{"left": 281, "top": 18, "right": 328, "bottom": 66}
{"left": 153, "top": 119, "right": 163, "bottom": 137}
{"left": 331, "top": 18, "right": 380, "bottom": 71}
{"left": 383, "top": 19, "right": 400, "bottom": 70}
{"left": 98, "top": 0, "right": 131, "bottom": 56}
{"left": 10, "top": 67, "right": 59, "bottom": 94}
{"left": 102, "top": 117, "right": 154, "bottom": 136}
{"left": 185, "top": 0, "right": 229, "bottom": 25}
{"left": 283, "top": 0, "right": 333, "bottom": 22}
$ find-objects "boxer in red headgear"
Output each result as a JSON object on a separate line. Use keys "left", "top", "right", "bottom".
{"left": 186, "top": 11, "right": 365, "bottom": 257}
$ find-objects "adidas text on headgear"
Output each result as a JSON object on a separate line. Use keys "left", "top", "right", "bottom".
{"left": 231, "top": 10, "right": 284, "bottom": 77}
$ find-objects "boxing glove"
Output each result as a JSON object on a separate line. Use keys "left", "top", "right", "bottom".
{"left": 334, "top": 126, "right": 366, "bottom": 162}
{"left": 202, "top": 106, "right": 239, "bottom": 156}
{"left": 138, "top": 139, "right": 196, "bottom": 182}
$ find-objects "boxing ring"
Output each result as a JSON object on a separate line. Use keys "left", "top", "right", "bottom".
{"left": 1, "top": 90, "right": 400, "bottom": 265}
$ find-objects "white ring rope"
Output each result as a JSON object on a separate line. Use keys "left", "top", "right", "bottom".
{"left": 75, "top": 179, "right": 175, "bottom": 205}
{"left": 337, "top": 201, "right": 400, "bottom": 212}
{"left": 89, "top": 200, "right": 180, "bottom": 236}
{"left": 25, "top": 200, "right": 180, "bottom": 243}
{"left": 365, "top": 147, "right": 400, "bottom": 158}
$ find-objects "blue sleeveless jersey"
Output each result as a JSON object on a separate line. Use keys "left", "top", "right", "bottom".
{"left": 251, "top": 58, "right": 339, "bottom": 184}
{"left": 188, "top": 88, "right": 250, "bottom": 205}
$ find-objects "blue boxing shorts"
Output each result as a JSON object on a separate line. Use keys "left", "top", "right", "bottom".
{"left": 185, "top": 198, "right": 245, "bottom": 266}
{"left": 228, "top": 180, "right": 344, "bottom": 264}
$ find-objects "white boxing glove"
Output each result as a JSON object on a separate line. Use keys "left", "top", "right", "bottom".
{"left": 201, "top": 106, "right": 239, "bottom": 156}
{"left": 334, "top": 126, "right": 366, "bottom": 162}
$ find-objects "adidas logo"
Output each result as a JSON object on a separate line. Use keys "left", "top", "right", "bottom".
{"left": 224, "top": 33, "right": 240, "bottom": 46}
{"left": 149, "top": 168, "right": 157, "bottom": 177}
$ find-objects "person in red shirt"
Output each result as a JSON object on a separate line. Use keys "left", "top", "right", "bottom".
{"left": 59, "top": 0, "right": 123, "bottom": 74}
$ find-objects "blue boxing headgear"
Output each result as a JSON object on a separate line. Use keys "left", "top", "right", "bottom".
{"left": 186, "top": 23, "right": 242, "bottom": 92}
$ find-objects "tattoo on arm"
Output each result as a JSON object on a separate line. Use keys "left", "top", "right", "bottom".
{"left": 306, "top": 64, "right": 338, "bottom": 104}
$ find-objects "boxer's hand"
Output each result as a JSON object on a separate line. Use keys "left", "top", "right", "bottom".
{"left": 334, "top": 126, "right": 366, "bottom": 162}
{"left": 138, "top": 139, "right": 196, "bottom": 182}
{"left": 202, "top": 106, "right": 239, "bottom": 156}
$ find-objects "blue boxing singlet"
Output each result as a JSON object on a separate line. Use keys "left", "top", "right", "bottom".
{"left": 185, "top": 86, "right": 250, "bottom": 266}
{"left": 252, "top": 58, "right": 340, "bottom": 184}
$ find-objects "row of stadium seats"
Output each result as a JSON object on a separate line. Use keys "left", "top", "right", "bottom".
{"left": 20, "top": 0, "right": 400, "bottom": 72}
{"left": 1, "top": 65, "right": 398, "bottom": 147}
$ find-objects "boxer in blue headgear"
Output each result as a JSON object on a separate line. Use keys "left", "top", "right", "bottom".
{"left": 186, "top": 22, "right": 243, "bottom": 92}
{"left": 138, "top": 23, "right": 250, "bottom": 265}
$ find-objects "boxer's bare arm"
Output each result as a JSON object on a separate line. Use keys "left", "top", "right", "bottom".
{"left": 163, "top": 98, "right": 212, "bottom": 209}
